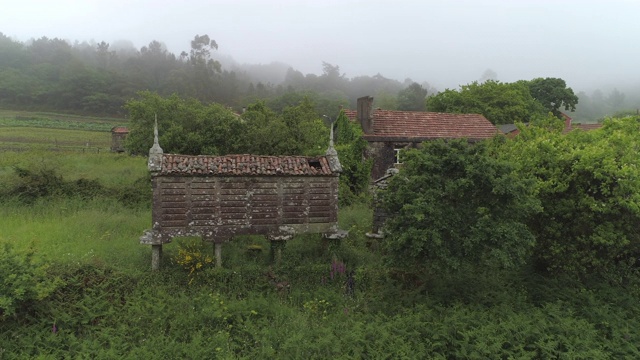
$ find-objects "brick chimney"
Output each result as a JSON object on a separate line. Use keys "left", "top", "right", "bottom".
{"left": 357, "top": 96, "right": 374, "bottom": 134}
{"left": 562, "top": 112, "right": 572, "bottom": 130}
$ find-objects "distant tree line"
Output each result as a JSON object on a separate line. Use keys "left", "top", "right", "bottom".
{"left": 0, "top": 32, "right": 432, "bottom": 117}
{"left": 1, "top": 32, "right": 636, "bottom": 121}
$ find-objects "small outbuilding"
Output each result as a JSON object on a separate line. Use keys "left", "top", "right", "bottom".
{"left": 110, "top": 126, "right": 129, "bottom": 152}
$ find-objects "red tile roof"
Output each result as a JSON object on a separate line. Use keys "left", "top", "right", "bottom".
{"left": 111, "top": 126, "right": 129, "bottom": 134}
{"left": 563, "top": 123, "right": 602, "bottom": 133}
{"left": 160, "top": 154, "right": 336, "bottom": 176}
{"left": 344, "top": 109, "right": 498, "bottom": 141}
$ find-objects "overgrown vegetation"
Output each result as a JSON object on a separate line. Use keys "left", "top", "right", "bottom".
{"left": 382, "top": 116, "right": 640, "bottom": 281}
{"left": 2, "top": 111, "right": 640, "bottom": 357}
{"left": 382, "top": 139, "right": 540, "bottom": 273}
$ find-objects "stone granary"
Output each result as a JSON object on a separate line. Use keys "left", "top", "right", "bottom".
{"left": 110, "top": 126, "right": 129, "bottom": 152}
{"left": 140, "top": 119, "right": 345, "bottom": 270}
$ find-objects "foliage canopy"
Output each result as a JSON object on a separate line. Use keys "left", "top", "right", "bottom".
{"left": 498, "top": 116, "right": 640, "bottom": 276}
{"left": 382, "top": 139, "right": 540, "bottom": 272}
{"left": 427, "top": 80, "right": 546, "bottom": 125}
{"left": 124, "top": 92, "right": 328, "bottom": 157}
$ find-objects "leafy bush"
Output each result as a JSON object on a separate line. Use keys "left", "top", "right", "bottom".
{"left": 172, "top": 238, "right": 215, "bottom": 283}
{"left": 334, "top": 109, "right": 373, "bottom": 206}
{"left": 501, "top": 116, "right": 640, "bottom": 276}
{"left": 111, "top": 174, "right": 151, "bottom": 208}
{"left": 0, "top": 242, "right": 60, "bottom": 318}
{"left": 7, "top": 166, "right": 69, "bottom": 203}
{"left": 382, "top": 139, "right": 540, "bottom": 273}
{"left": 2, "top": 166, "right": 150, "bottom": 208}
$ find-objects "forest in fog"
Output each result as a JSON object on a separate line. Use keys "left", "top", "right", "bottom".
{"left": 1, "top": 32, "right": 637, "bottom": 122}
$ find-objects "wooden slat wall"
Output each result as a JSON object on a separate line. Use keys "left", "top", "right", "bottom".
{"left": 152, "top": 176, "right": 338, "bottom": 242}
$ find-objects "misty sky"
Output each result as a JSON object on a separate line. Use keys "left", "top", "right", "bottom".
{"left": 3, "top": 0, "right": 640, "bottom": 92}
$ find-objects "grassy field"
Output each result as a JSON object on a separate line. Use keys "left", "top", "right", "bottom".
{"left": 0, "top": 109, "right": 126, "bottom": 152}
{"left": 0, "top": 127, "right": 112, "bottom": 152}
{"left": 0, "top": 109, "right": 126, "bottom": 132}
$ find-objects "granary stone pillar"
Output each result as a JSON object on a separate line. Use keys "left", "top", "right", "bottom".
{"left": 214, "top": 243, "right": 223, "bottom": 268}
{"left": 151, "top": 245, "right": 162, "bottom": 271}
{"left": 270, "top": 241, "right": 283, "bottom": 266}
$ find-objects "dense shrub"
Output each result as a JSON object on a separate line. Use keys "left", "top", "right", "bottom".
{"left": 382, "top": 139, "right": 540, "bottom": 273}
{"left": 2, "top": 166, "right": 150, "bottom": 208}
{"left": 0, "top": 242, "right": 60, "bottom": 318}
{"left": 334, "top": 109, "right": 372, "bottom": 206}
{"left": 500, "top": 116, "right": 640, "bottom": 276}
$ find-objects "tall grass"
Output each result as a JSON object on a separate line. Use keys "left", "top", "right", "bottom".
{"left": 0, "top": 150, "right": 147, "bottom": 189}
{"left": 0, "top": 197, "right": 151, "bottom": 272}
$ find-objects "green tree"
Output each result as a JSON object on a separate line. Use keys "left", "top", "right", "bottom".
{"left": 499, "top": 116, "right": 640, "bottom": 276}
{"left": 280, "top": 97, "right": 329, "bottom": 156}
{"left": 241, "top": 101, "right": 291, "bottom": 155}
{"left": 382, "top": 139, "right": 540, "bottom": 273}
{"left": 607, "top": 88, "right": 626, "bottom": 109}
{"left": 523, "top": 77, "right": 578, "bottom": 117}
{"left": 427, "top": 80, "right": 546, "bottom": 125}
{"left": 124, "top": 91, "right": 246, "bottom": 155}
{"left": 334, "top": 110, "right": 372, "bottom": 205}
{"left": 397, "top": 82, "right": 427, "bottom": 111}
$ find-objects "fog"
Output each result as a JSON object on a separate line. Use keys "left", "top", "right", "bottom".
{"left": 3, "top": 0, "right": 640, "bottom": 92}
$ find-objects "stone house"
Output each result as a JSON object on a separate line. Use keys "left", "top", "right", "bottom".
{"left": 345, "top": 96, "right": 499, "bottom": 180}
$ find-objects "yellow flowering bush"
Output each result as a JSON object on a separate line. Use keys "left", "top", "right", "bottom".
{"left": 173, "top": 238, "right": 214, "bottom": 282}
{"left": 303, "top": 298, "right": 331, "bottom": 320}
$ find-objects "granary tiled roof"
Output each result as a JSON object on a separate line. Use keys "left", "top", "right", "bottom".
{"left": 344, "top": 109, "right": 498, "bottom": 141}
{"left": 159, "top": 154, "right": 336, "bottom": 176}
{"left": 111, "top": 126, "right": 129, "bottom": 134}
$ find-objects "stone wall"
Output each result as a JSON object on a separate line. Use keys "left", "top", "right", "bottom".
{"left": 366, "top": 141, "right": 417, "bottom": 180}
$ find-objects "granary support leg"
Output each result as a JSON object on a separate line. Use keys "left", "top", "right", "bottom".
{"left": 269, "top": 240, "right": 286, "bottom": 266}
{"left": 215, "top": 242, "right": 223, "bottom": 268}
{"left": 151, "top": 245, "right": 162, "bottom": 271}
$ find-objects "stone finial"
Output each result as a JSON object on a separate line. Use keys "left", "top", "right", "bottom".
{"left": 325, "top": 120, "right": 342, "bottom": 173}
{"left": 148, "top": 114, "right": 163, "bottom": 172}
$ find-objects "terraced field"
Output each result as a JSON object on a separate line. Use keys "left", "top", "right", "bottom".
{"left": 0, "top": 109, "right": 127, "bottom": 151}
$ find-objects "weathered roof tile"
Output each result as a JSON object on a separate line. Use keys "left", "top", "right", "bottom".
{"left": 159, "top": 154, "right": 335, "bottom": 176}
{"left": 344, "top": 109, "right": 498, "bottom": 140}
{"left": 111, "top": 126, "right": 129, "bottom": 134}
